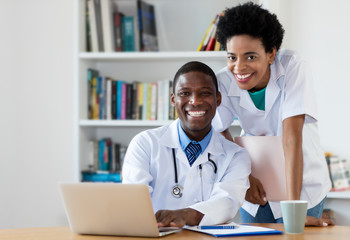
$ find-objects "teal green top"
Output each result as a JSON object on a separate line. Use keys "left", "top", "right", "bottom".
{"left": 248, "top": 87, "right": 266, "bottom": 111}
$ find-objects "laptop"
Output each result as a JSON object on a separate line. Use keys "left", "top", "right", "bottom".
{"left": 59, "top": 182, "right": 181, "bottom": 237}
{"left": 234, "top": 136, "right": 287, "bottom": 201}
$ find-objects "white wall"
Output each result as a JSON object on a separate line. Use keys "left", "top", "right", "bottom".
{"left": 0, "top": 0, "right": 75, "bottom": 228}
{"left": 269, "top": 0, "right": 350, "bottom": 159}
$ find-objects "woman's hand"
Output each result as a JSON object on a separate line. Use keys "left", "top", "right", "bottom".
{"left": 245, "top": 175, "right": 267, "bottom": 206}
{"left": 305, "top": 216, "right": 335, "bottom": 226}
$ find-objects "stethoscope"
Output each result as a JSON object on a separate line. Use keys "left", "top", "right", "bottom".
{"left": 171, "top": 148, "right": 217, "bottom": 199}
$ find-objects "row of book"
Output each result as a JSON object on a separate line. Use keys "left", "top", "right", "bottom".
{"left": 86, "top": 138, "right": 127, "bottom": 173}
{"left": 325, "top": 152, "right": 350, "bottom": 192}
{"left": 197, "top": 12, "right": 225, "bottom": 51}
{"left": 87, "top": 68, "right": 176, "bottom": 121}
{"left": 86, "top": 0, "right": 158, "bottom": 52}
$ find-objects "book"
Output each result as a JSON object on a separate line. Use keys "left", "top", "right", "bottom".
{"left": 112, "top": 143, "right": 121, "bottom": 173}
{"left": 197, "top": 15, "right": 217, "bottom": 51}
{"left": 200, "top": 14, "right": 219, "bottom": 51}
{"left": 329, "top": 155, "right": 350, "bottom": 191}
{"left": 85, "top": 2, "right": 92, "bottom": 52}
{"left": 146, "top": 83, "right": 152, "bottom": 120}
{"left": 94, "top": 0, "right": 104, "bottom": 51}
{"left": 105, "top": 77, "right": 112, "bottom": 120}
{"left": 100, "top": 0, "right": 115, "bottom": 52}
{"left": 97, "top": 76, "right": 105, "bottom": 119}
{"left": 91, "top": 75, "right": 99, "bottom": 119}
{"left": 142, "top": 82, "right": 148, "bottom": 120}
{"left": 116, "top": 80, "right": 124, "bottom": 119}
{"left": 150, "top": 82, "right": 157, "bottom": 120}
{"left": 122, "top": 16, "right": 135, "bottom": 51}
{"left": 88, "top": 140, "right": 98, "bottom": 171}
{"left": 131, "top": 82, "right": 139, "bottom": 119}
{"left": 87, "top": 0, "right": 99, "bottom": 52}
{"left": 81, "top": 171, "right": 121, "bottom": 182}
{"left": 138, "top": 0, "right": 158, "bottom": 51}
{"left": 111, "top": 80, "right": 117, "bottom": 119}
{"left": 136, "top": 82, "right": 144, "bottom": 120}
{"left": 113, "top": 11, "right": 124, "bottom": 51}
{"left": 126, "top": 83, "right": 134, "bottom": 119}
{"left": 98, "top": 139, "right": 108, "bottom": 171}
{"left": 87, "top": 69, "right": 99, "bottom": 119}
{"left": 205, "top": 28, "right": 217, "bottom": 51}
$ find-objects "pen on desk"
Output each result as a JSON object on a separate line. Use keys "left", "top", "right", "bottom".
{"left": 199, "top": 225, "right": 236, "bottom": 230}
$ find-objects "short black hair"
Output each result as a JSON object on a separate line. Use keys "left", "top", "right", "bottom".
{"left": 173, "top": 61, "right": 218, "bottom": 93}
{"left": 217, "top": 1, "right": 285, "bottom": 53}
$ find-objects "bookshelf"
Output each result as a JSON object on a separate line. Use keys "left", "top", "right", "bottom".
{"left": 74, "top": 0, "right": 245, "bottom": 181}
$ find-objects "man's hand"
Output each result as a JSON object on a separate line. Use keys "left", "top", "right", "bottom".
{"left": 245, "top": 175, "right": 267, "bottom": 206}
{"left": 155, "top": 208, "right": 204, "bottom": 228}
{"left": 305, "top": 216, "right": 335, "bottom": 227}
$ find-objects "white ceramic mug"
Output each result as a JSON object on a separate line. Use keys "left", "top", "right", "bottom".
{"left": 280, "top": 200, "right": 308, "bottom": 234}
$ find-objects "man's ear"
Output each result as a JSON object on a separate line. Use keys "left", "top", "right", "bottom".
{"left": 216, "top": 92, "right": 222, "bottom": 107}
{"left": 170, "top": 92, "right": 175, "bottom": 107}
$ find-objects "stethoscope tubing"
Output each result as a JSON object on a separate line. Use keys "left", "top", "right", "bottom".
{"left": 171, "top": 148, "right": 217, "bottom": 198}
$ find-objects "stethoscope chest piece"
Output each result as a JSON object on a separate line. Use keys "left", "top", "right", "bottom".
{"left": 172, "top": 184, "right": 183, "bottom": 198}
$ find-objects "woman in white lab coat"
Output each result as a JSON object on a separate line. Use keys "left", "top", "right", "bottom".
{"left": 122, "top": 61, "right": 251, "bottom": 227}
{"left": 212, "top": 2, "right": 333, "bottom": 226}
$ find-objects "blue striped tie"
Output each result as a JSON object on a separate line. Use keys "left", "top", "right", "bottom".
{"left": 185, "top": 142, "right": 202, "bottom": 166}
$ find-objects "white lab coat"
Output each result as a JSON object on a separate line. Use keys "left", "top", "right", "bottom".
{"left": 122, "top": 119, "right": 251, "bottom": 225}
{"left": 213, "top": 49, "right": 331, "bottom": 219}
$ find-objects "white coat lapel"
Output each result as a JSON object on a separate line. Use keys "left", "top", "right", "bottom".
{"left": 264, "top": 59, "right": 285, "bottom": 118}
{"left": 227, "top": 77, "right": 256, "bottom": 112}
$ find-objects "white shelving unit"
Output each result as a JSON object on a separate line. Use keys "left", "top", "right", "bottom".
{"left": 74, "top": 0, "right": 245, "bottom": 181}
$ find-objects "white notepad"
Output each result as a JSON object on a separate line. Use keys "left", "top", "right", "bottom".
{"left": 186, "top": 223, "right": 283, "bottom": 237}
{"left": 234, "top": 136, "right": 287, "bottom": 201}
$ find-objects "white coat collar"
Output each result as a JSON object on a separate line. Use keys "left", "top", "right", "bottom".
{"left": 158, "top": 119, "right": 225, "bottom": 167}
{"left": 226, "top": 55, "right": 285, "bottom": 118}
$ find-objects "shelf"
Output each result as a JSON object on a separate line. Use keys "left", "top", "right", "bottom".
{"left": 79, "top": 119, "right": 240, "bottom": 127}
{"left": 79, "top": 51, "right": 227, "bottom": 61}
{"left": 327, "top": 191, "right": 350, "bottom": 199}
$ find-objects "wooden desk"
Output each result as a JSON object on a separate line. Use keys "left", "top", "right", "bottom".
{"left": 0, "top": 224, "right": 349, "bottom": 240}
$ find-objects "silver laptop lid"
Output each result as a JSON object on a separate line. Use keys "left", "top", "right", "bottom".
{"left": 59, "top": 182, "right": 164, "bottom": 237}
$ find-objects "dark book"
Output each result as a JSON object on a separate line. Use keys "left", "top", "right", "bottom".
{"left": 111, "top": 80, "right": 117, "bottom": 119}
{"left": 131, "top": 82, "right": 139, "bottom": 120}
{"left": 138, "top": 0, "right": 158, "bottom": 51}
{"left": 126, "top": 83, "right": 133, "bottom": 119}
{"left": 114, "top": 11, "right": 124, "bottom": 51}
{"left": 112, "top": 143, "right": 121, "bottom": 172}
{"left": 85, "top": 2, "right": 92, "bottom": 52}
{"left": 93, "top": 0, "right": 104, "bottom": 51}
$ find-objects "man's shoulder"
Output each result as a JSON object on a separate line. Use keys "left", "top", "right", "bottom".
{"left": 212, "top": 130, "right": 246, "bottom": 154}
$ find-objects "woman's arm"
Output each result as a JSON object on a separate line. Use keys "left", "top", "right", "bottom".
{"left": 282, "top": 114, "right": 305, "bottom": 200}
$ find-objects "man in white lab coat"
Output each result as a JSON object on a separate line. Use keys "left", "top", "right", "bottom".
{"left": 122, "top": 61, "right": 251, "bottom": 227}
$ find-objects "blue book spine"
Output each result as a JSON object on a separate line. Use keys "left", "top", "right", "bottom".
{"left": 122, "top": 16, "right": 135, "bottom": 51}
{"left": 98, "top": 139, "right": 108, "bottom": 171}
{"left": 116, "top": 80, "right": 123, "bottom": 119}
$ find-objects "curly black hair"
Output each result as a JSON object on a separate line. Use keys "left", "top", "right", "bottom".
{"left": 217, "top": 2, "right": 285, "bottom": 53}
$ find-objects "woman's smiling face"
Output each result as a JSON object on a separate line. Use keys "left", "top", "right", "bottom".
{"left": 226, "top": 34, "right": 276, "bottom": 92}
